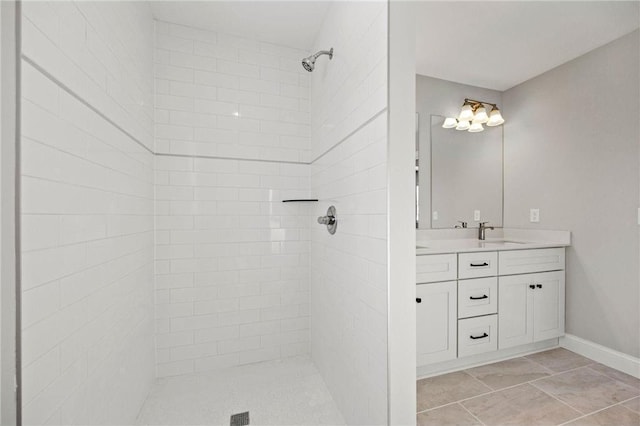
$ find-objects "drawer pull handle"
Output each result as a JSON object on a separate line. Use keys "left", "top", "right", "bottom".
{"left": 529, "top": 285, "right": 536, "bottom": 289}
{"left": 470, "top": 262, "right": 489, "bottom": 267}
{"left": 470, "top": 333, "right": 489, "bottom": 340}
{"left": 416, "top": 298, "right": 422, "bottom": 303}
{"left": 470, "top": 295, "right": 488, "bottom": 300}
{"left": 536, "top": 284, "right": 542, "bottom": 289}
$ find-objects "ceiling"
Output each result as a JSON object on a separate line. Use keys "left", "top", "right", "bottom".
{"left": 415, "top": 1, "right": 640, "bottom": 91}
{"left": 150, "top": 1, "right": 331, "bottom": 51}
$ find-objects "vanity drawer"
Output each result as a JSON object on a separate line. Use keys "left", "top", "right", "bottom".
{"left": 458, "top": 314, "right": 498, "bottom": 357}
{"left": 499, "top": 248, "right": 565, "bottom": 275}
{"left": 417, "top": 254, "right": 457, "bottom": 283}
{"left": 458, "top": 277, "right": 498, "bottom": 319}
{"left": 458, "top": 252, "right": 498, "bottom": 279}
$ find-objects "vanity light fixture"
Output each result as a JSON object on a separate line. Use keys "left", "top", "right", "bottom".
{"left": 443, "top": 98, "right": 505, "bottom": 132}
{"left": 442, "top": 117, "right": 458, "bottom": 128}
{"left": 455, "top": 120, "right": 470, "bottom": 131}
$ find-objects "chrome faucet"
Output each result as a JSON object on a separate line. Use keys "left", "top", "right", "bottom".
{"left": 478, "top": 222, "right": 494, "bottom": 240}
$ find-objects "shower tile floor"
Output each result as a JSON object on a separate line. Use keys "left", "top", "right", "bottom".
{"left": 417, "top": 348, "right": 640, "bottom": 426}
{"left": 137, "top": 356, "right": 345, "bottom": 426}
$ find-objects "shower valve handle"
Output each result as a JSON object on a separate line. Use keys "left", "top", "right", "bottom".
{"left": 317, "top": 215, "right": 335, "bottom": 225}
{"left": 317, "top": 206, "right": 337, "bottom": 235}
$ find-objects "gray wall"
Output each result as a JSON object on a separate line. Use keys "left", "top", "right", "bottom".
{"left": 416, "top": 76, "right": 502, "bottom": 228}
{"left": 503, "top": 30, "right": 640, "bottom": 357}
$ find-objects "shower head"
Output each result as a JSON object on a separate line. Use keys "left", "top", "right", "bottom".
{"left": 301, "top": 48, "right": 333, "bottom": 72}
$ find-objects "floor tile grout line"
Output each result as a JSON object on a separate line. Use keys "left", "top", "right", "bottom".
{"left": 555, "top": 395, "right": 640, "bottom": 426}
{"left": 417, "top": 358, "right": 595, "bottom": 414}
{"left": 621, "top": 396, "right": 640, "bottom": 415}
{"left": 416, "top": 360, "right": 601, "bottom": 416}
{"left": 457, "top": 401, "right": 487, "bottom": 426}
{"left": 416, "top": 350, "right": 639, "bottom": 423}
{"left": 528, "top": 380, "right": 587, "bottom": 419}
{"left": 527, "top": 362, "right": 640, "bottom": 417}
{"left": 523, "top": 348, "right": 597, "bottom": 374}
{"left": 584, "top": 363, "right": 640, "bottom": 388}
{"left": 526, "top": 363, "right": 597, "bottom": 385}
{"left": 464, "top": 369, "right": 497, "bottom": 393}
{"left": 519, "top": 355, "right": 557, "bottom": 375}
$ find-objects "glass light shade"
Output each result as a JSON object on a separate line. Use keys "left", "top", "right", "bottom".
{"left": 486, "top": 108, "right": 505, "bottom": 126}
{"left": 459, "top": 104, "right": 474, "bottom": 121}
{"left": 474, "top": 106, "right": 489, "bottom": 123}
{"left": 455, "top": 120, "right": 470, "bottom": 131}
{"left": 468, "top": 122, "right": 484, "bottom": 132}
{"left": 442, "top": 117, "right": 458, "bottom": 128}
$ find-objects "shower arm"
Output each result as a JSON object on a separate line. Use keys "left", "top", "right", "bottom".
{"left": 313, "top": 48, "right": 333, "bottom": 60}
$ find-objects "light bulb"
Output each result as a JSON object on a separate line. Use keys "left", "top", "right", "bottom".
{"left": 455, "top": 120, "right": 470, "bottom": 131}
{"left": 459, "top": 104, "right": 474, "bottom": 121}
{"left": 442, "top": 117, "right": 458, "bottom": 128}
{"left": 469, "top": 122, "right": 484, "bottom": 132}
{"left": 474, "top": 106, "right": 489, "bottom": 124}
{"left": 486, "top": 107, "right": 505, "bottom": 126}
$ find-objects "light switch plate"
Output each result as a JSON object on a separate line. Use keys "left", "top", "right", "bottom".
{"left": 474, "top": 210, "right": 480, "bottom": 221}
{"left": 433, "top": 211, "right": 438, "bottom": 220}
{"left": 530, "top": 208, "right": 540, "bottom": 223}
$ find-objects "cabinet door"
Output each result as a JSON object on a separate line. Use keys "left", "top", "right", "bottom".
{"left": 532, "top": 271, "right": 565, "bottom": 341}
{"left": 416, "top": 281, "right": 457, "bottom": 365}
{"left": 498, "top": 274, "right": 534, "bottom": 349}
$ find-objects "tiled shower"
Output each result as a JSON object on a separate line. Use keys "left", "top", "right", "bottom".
{"left": 17, "top": 1, "right": 389, "bottom": 424}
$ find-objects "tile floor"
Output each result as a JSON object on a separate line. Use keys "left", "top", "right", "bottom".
{"left": 417, "top": 348, "right": 640, "bottom": 426}
{"left": 137, "top": 356, "right": 345, "bottom": 425}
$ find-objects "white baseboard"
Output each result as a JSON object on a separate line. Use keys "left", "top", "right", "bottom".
{"left": 417, "top": 339, "right": 559, "bottom": 379}
{"left": 560, "top": 334, "right": 640, "bottom": 379}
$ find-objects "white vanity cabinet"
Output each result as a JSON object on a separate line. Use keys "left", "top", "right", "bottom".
{"left": 417, "top": 245, "right": 566, "bottom": 371}
{"left": 499, "top": 270, "right": 565, "bottom": 349}
{"left": 416, "top": 281, "right": 457, "bottom": 365}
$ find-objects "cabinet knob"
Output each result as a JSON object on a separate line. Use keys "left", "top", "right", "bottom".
{"left": 536, "top": 284, "right": 542, "bottom": 288}
{"left": 529, "top": 285, "right": 535, "bottom": 289}
{"left": 416, "top": 298, "right": 422, "bottom": 303}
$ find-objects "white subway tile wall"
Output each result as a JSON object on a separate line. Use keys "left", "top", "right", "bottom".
{"left": 153, "top": 22, "right": 313, "bottom": 377}
{"left": 309, "top": 2, "right": 389, "bottom": 425}
{"left": 19, "top": 2, "right": 389, "bottom": 424}
{"left": 154, "top": 22, "right": 312, "bottom": 162}
{"left": 309, "top": 1, "right": 388, "bottom": 161}
{"left": 21, "top": 2, "right": 155, "bottom": 424}
{"left": 154, "top": 156, "right": 312, "bottom": 376}
{"left": 21, "top": 1, "right": 154, "bottom": 150}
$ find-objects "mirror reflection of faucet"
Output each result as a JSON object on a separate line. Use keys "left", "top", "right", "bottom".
{"left": 478, "top": 222, "right": 495, "bottom": 240}
{"left": 455, "top": 221, "right": 468, "bottom": 229}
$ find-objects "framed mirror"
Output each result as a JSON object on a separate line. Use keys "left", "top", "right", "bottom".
{"left": 416, "top": 114, "right": 503, "bottom": 229}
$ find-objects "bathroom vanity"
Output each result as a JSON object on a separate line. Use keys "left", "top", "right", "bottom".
{"left": 414, "top": 83, "right": 572, "bottom": 377}
{"left": 415, "top": 230, "right": 570, "bottom": 377}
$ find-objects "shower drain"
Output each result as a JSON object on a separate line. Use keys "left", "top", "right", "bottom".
{"left": 230, "top": 411, "right": 250, "bottom": 426}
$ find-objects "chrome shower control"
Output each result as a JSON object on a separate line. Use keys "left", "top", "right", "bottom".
{"left": 317, "top": 206, "right": 337, "bottom": 235}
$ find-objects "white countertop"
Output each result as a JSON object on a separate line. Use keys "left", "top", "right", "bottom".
{"left": 416, "top": 228, "right": 571, "bottom": 255}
